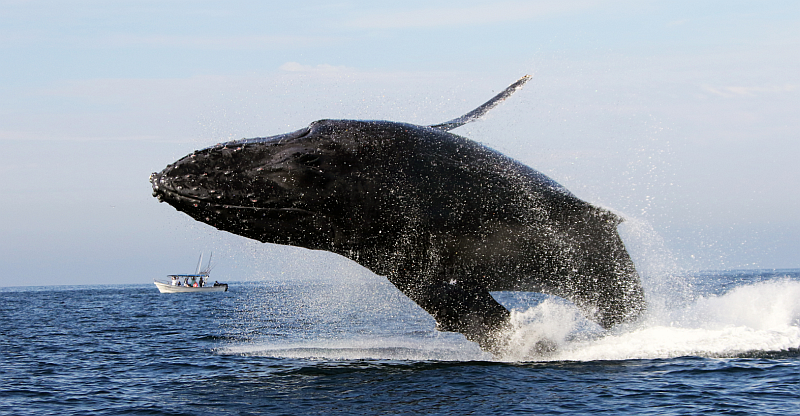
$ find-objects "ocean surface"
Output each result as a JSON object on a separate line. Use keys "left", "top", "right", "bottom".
{"left": 1, "top": 269, "right": 799, "bottom": 415}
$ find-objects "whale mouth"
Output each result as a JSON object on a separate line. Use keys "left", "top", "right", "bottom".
{"left": 149, "top": 171, "right": 315, "bottom": 216}
{"left": 150, "top": 167, "right": 338, "bottom": 250}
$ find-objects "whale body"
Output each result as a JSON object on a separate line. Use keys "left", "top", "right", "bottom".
{"left": 150, "top": 77, "right": 645, "bottom": 351}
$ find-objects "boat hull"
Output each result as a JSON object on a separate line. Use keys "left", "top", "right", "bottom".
{"left": 154, "top": 281, "right": 228, "bottom": 293}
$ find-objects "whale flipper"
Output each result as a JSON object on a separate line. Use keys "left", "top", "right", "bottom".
{"left": 388, "top": 267, "right": 511, "bottom": 351}
{"left": 429, "top": 74, "right": 531, "bottom": 132}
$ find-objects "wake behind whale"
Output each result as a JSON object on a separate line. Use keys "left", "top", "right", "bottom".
{"left": 151, "top": 76, "right": 645, "bottom": 352}
{"left": 219, "top": 272, "right": 800, "bottom": 362}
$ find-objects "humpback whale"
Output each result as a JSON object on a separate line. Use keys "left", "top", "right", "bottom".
{"left": 150, "top": 76, "right": 645, "bottom": 351}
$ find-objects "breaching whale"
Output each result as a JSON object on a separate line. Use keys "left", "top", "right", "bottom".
{"left": 150, "top": 76, "right": 645, "bottom": 351}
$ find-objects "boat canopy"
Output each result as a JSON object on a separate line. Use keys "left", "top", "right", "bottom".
{"left": 167, "top": 274, "right": 209, "bottom": 278}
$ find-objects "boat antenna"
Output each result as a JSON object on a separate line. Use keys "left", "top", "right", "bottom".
{"left": 203, "top": 252, "right": 214, "bottom": 275}
{"left": 196, "top": 253, "right": 203, "bottom": 275}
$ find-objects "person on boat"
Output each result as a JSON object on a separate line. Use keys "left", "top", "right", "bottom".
{"left": 171, "top": 276, "right": 178, "bottom": 286}
{"left": 184, "top": 277, "right": 189, "bottom": 287}
{"left": 199, "top": 276, "right": 205, "bottom": 287}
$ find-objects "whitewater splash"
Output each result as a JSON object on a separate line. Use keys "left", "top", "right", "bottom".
{"left": 500, "top": 278, "right": 800, "bottom": 361}
{"left": 220, "top": 278, "right": 800, "bottom": 362}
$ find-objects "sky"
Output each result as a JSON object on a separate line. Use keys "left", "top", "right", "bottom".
{"left": 1, "top": 1, "right": 798, "bottom": 287}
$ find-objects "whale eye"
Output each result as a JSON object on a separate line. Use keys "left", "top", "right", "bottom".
{"left": 296, "top": 153, "right": 321, "bottom": 167}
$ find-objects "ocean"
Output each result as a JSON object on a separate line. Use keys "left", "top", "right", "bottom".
{"left": 1, "top": 269, "right": 798, "bottom": 415}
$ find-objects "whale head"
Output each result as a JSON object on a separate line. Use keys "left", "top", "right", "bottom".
{"left": 150, "top": 120, "right": 421, "bottom": 254}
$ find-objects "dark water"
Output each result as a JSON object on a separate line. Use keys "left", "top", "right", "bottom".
{"left": 2, "top": 270, "right": 799, "bottom": 415}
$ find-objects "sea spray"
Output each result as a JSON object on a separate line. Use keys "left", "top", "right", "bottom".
{"left": 617, "top": 216, "right": 694, "bottom": 316}
{"left": 497, "top": 297, "right": 603, "bottom": 361}
{"left": 687, "top": 278, "right": 800, "bottom": 331}
{"left": 497, "top": 278, "right": 800, "bottom": 361}
{"left": 219, "top": 267, "right": 799, "bottom": 362}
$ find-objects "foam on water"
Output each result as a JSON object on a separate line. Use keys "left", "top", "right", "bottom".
{"left": 501, "top": 278, "right": 800, "bottom": 361}
{"left": 221, "top": 278, "right": 800, "bottom": 362}
{"left": 222, "top": 336, "right": 491, "bottom": 361}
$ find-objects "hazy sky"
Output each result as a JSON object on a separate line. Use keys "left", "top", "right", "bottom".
{"left": 1, "top": 1, "right": 798, "bottom": 286}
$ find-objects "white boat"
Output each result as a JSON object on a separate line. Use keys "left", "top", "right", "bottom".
{"left": 154, "top": 253, "right": 228, "bottom": 293}
{"left": 154, "top": 280, "right": 227, "bottom": 293}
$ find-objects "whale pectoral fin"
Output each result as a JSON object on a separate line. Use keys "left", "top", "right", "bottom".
{"left": 404, "top": 280, "right": 511, "bottom": 351}
{"left": 429, "top": 75, "right": 531, "bottom": 132}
